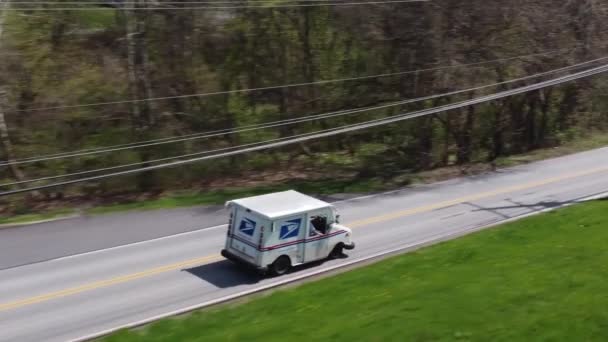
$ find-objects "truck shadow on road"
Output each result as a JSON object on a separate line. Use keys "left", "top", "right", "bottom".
{"left": 466, "top": 191, "right": 608, "bottom": 218}
{"left": 182, "top": 260, "right": 263, "bottom": 288}
{"left": 182, "top": 255, "right": 350, "bottom": 288}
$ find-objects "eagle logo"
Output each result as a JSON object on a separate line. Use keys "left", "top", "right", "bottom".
{"left": 279, "top": 218, "right": 302, "bottom": 240}
{"left": 238, "top": 218, "right": 256, "bottom": 236}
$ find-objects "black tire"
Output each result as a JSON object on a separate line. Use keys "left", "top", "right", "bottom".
{"left": 329, "top": 244, "right": 344, "bottom": 259}
{"left": 270, "top": 256, "right": 291, "bottom": 276}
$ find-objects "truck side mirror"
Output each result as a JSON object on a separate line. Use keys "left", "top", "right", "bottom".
{"left": 335, "top": 215, "right": 340, "bottom": 224}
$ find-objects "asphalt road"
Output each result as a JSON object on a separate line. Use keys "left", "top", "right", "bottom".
{"left": 1, "top": 146, "right": 608, "bottom": 342}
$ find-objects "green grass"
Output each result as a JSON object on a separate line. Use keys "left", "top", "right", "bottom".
{"left": 86, "top": 178, "right": 386, "bottom": 215}
{"left": 0, "top": 208, "right": 75, "bottom": 226}
{"left": 102, "top": 199, "right": 608, "bottom": 342}
{"left": 73, "top": 10, "right": 116, "bottom": 29}
{"left": 495, "top": 130, "right": 608, "bottom": 167}
{"left": 1, "top": 178, "right": 387, "bottom": 223}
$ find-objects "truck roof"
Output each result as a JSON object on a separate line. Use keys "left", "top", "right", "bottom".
{"left": 226, "top": 190, "right": 332, "bottom": 220}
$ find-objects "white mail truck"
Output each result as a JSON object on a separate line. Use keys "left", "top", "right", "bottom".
{"left": 221, "top": 190, "right": 355, "bottom": 276}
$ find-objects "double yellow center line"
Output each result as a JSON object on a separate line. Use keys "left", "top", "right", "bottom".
{"left": 1, "top": 166, "right": 607, "bottom": 312}
{"left": 0, "top": 255, "right": 223, "bottom": 312}
{"left": 349, "top": 166, "right": 608, "bottom": 227}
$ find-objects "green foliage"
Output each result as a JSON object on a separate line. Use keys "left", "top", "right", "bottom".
{"left": 315, "top": 151, "right": 357, "bottom": 169}
{"left": 0, "top": 1, "right": 607, "bottom": 205}
{"left": 64, "top": 10, "right": 117, "bottom": 30}
{"left": 355, "top": 143, "right": 397, "bottom": 178}
{"left": 245, "top": 154, "right": 276, "bottom": 170}
{"left": 85, "top": 177, "right": 386, "bottom": 215}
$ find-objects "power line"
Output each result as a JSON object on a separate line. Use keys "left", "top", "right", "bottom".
{"left": 1, "top": 53, "right": 603, "bottom": 168}
{"left": 5, "top": 62, "right": 608, "bottom": 195}
{"left": 2, "top": 62, "right": 607, "bottom": 196}
{"left": 0, "top": 69, "right": 553, "bottom": 188}
{"left": 0, "top": 135, "right": 301, "bottom": 188}
{"left": 13, "top": 48, "right": 578, "bottom": 113}
{"left": 10, "top": 0, "right": 368, "bottom": 3}
{"left": 2, "top": 0, "right": 428, "bottom": 10}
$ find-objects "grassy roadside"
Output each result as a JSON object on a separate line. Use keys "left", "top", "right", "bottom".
{"left": 4, "top": 131, "right": 608, "bottom": 225}
{"left": 0, "top": 178, "right": 383, "bottom": 225}
{"left": 86, "top": 178, "right": 384, "bottom": 215}
{"left": 0, "top": 208, "right": 76, "bottom": 226}
{"left": 494, "top": 131, "right": 608, "bottom": 167}
{"left": 103, "top": 199, "right": 608, "bottom": 342}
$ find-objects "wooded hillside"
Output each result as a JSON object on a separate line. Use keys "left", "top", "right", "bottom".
{"left": 1, "top": 0, "right": 607, "bottom": 209}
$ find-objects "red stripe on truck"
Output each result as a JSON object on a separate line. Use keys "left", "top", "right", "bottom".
{"left": 228, "top": 230, "right": 347, "bottom": 252}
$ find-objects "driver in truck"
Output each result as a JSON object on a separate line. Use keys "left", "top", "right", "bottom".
{"left": 309, "top": 215, "right": 327, "bottom": 236}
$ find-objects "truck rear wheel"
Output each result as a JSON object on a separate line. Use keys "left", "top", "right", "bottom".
{"left": 270, "top": 256, "right": 291, "bottom": 276}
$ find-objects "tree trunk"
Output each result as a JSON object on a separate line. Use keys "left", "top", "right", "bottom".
{"left": 0, "top": 0, "right": 36, "bottom": 195}
{"left": 524, "top": 92, "right": 538, "bottom": 150}
{"left": 457, "top": 104, "right": 475, "bottom": 165}
{"left": 440, "top": 114, "right": 451, "bottom": 166}
{"left": 271, "top": 11, "right": 292, "bottom": 139}
{"left": 124, "top": 0, "right": 157, "bottom": 191}
{"left": 0, "top": 91, "right": 27, "bottom": 185}
{"left": 509, "top": 96, "right": 527, "bottom": 154}
{"left": 538, "top": 89, "right": 552, "bottom": 146}
{"left": 558, "top": 85, "right": 578, "bottom": 132}
{"left": 489, "top": 102, "right": 506, "bottom": 162}
{"left": 140, "top": 33, "right": 157, "bottom": 127}
{"left": 453, "top": 93, "right": 476, "bottom": 166}
{"left": 302, "top": 8, "right": 316, "bottom": 108}
{"left": 416, "top": 116, "right": 434, "bottom": 170}
{"left": 125, "top": 4, "right": 142, "bottom": 132}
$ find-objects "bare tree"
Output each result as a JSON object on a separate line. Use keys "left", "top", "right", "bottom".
{"left": 124, "top": 0, "right": 159, "bottom": 190}
{"left": 0, "top": 0, "right": 27, "bottom": 187}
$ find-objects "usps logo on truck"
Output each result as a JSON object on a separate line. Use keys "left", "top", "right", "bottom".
{"left": 279, "top": 218, "right": 302, "bottom": 240}
{"left": 238, "top": 218, "right": 257, "bottom": 237}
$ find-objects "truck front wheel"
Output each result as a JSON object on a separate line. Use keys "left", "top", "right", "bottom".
{"left": 329, "top": 243, "right": 345, "bottom": 259}
{"left": 270, "top": 256, "right": 291, "bottom": 276}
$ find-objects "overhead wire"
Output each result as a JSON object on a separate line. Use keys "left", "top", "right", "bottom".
{"left": 2, "top": 57, "right": 607, "bottom": 188}
{"left": 2, "top": 0, "right": 429, "bottom": 10}
{"left": 1, "top": 52, "right": 604, "bottom": 168}
{"left": 11, "top": 0, "right": 378, "bottom": 3}
{"left": 0, "top": 135, "right": 309, "bottom": 188}
{"left": 2, "top": 61, "right": 608, "bottom": 196}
